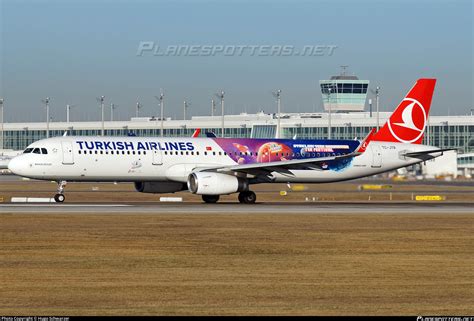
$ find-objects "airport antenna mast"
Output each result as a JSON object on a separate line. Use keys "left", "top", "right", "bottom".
{"left": 96, "top": 96, "right": 105, "bottom": 136}
{"left": 340, "top": 65, "right": 349, "bottom": 76}
{"left": 272, "top": 89, "right": 282, "bottom": 139}
{"left": 41, "top": 97, "right": 51, "bottom": 138}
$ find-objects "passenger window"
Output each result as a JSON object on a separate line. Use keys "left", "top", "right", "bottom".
{"left": 101, "top": 151, "right": 104, "bottom": 154}
{"left": 95, "top": 151, "right": 98, "bottom": 154}
{"left": 143, "top": 151, "right": 146, "bottom": 155}
{"left": 204, "top": 151, "right": 207, "bottom": 156}
{"left": 196, "top": 151, "right": 199, "bottom": 156}
{"left": 90, "top": 150, "right": 93, "bottom": 154}
{"left": 78, "top": 150, "right": 82, "bottom": 154}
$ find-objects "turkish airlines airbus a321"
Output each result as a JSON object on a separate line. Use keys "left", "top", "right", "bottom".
{"left": 8, "top": 79, "right": 454, "bottom": 203}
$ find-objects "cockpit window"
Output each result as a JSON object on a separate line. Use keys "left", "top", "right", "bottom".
{"left": 32, "top": 148, "right": 41, "bottom": 154}
{"left": 24, "top": 148, "right": 33, "bottom": 154}
{"left": 41, "top": 148, "right": 48, "bottom": 154}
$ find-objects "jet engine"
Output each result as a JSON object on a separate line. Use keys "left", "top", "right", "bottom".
{"left": 134, "top": 181, "right": 186, "bottom": 193}
{"left": 187, "top": 172, "right": 248, "bottom": 195}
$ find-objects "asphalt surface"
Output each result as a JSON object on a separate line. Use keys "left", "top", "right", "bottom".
{"left": 1, "top": 202, "right": 473, "bottom": 214}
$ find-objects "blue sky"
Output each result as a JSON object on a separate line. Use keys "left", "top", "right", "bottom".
{"left": 1, "top": 0, "right": 472, "bottom": 122}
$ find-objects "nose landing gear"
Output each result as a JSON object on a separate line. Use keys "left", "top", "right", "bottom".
{"left": 54, "top": 180, "right": 67, "bottom": 203}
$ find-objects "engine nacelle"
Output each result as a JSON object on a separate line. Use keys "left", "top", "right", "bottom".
{"left": 134, "top": 181, "right": 186, "bottom": 194}
{"left": 187, "top": 172, "right": 248, "bottom": 195}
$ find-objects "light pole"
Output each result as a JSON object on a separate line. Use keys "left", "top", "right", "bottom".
{"left": 183, "top": 100, "right": 190, "bottom": 121}
{"left": 273, "top": 89, "right": 282, "bottom": 138}
{"left": 375, "top": 86, "right": 380, "bottom": 131}
{"left": 211, "top": 99, "right": 216, "bottom": 117}
{"left": 327, "top": 87, "right": 332, "bottom": 139}
{"left": 154, "top": 91, "right": 165, "bottom": 137}
{"left": 97, "top": 96, "right": 105, "bottom": 136}
{"left": 41, "top": 97, "right": 50, "bottom": 138}
{"left": 66, "top": 104, "right": 76, "bottom": 123}
{"left": 110, "top": 103, "right": 118, "bottom": 121}
{"left": 0, "top": 98, "right": 4, "bottom": 149}
{"left": 136, "top": 100, "right": 142, "bottom": 118}
{"left": 216, "top": 91, "right": 225, "bottom": 137}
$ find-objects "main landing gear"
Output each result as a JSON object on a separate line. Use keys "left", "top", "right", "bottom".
{"left": 238, "top": 191, "right": 257, "bottom": 204}
{"left": 201, "top": 191, "right": 257, "bottom": 204}
{"left": 54, "top": 180, "right": 67, "bottom": 203}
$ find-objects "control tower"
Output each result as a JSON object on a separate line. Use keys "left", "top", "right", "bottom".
{"left": 319, "top": 66, "right": 369, "bottom": 112}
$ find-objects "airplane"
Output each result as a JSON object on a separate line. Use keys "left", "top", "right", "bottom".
{"left": 8, "top": 78, "right": 454, "bottom": 204}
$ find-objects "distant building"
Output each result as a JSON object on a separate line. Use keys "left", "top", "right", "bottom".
{"left": 319, "top": 72, "right": 369, "bottom": 112}
{"left": 2, "top": 111, "right": 472, "bottom": 155}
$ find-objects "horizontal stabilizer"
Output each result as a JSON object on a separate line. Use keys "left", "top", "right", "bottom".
{"left": 402, "top": 148, "right": 457, "bottom": 158}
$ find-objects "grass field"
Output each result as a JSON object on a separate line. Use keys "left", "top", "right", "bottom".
{"left": 1, "top": 212, "right": 473, "bottom": 315}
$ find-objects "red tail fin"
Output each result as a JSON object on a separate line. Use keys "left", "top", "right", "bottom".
{"left": 372, "top": 78, "right": 436, "bottom": 144}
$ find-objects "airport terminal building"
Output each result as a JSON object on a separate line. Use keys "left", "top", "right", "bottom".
{"left": 2, "top": 111, "right": 473, "bottom": 153}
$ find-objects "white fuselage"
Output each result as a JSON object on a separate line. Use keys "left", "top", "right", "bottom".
{"left": 8, "top": 136, "right": 438, "bottom": 185}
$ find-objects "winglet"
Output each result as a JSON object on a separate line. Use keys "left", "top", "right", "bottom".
{"left": 191, "top": 128, "right": 201, "bottom": 138}
{"left": 355, "top": 128, "right": 376, "bottom": 154}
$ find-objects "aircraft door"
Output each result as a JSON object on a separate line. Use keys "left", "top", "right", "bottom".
{"left": 370, "top": 144, "right": 382, "bottom": 168}
{"left": 61, "top": 141, "right": 74, "bottom": 165}
{"left": 152, "top": 149, "right": 163, "bottom": 165}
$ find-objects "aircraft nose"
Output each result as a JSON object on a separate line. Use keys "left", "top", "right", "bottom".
{"left": 8, "top": 156, "right": 25, "bottom": 175}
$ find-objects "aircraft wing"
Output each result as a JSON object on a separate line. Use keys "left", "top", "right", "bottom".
{"left": 197, "top": 152, "right": 358, "bottom": 177}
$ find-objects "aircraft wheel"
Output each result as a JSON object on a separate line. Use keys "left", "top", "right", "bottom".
{"left": 202, "top": 195, "right": 220, "bottom": 203}
{"left": 54, "top": 193, "right": 65, "bottom": 203}
{"left": 239, "top": 191, "right": 256, "bottom": 204}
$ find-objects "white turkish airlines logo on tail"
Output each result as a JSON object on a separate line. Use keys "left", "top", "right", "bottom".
{"left": 387, "top": 98, "right": 427, "bottom": 143}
